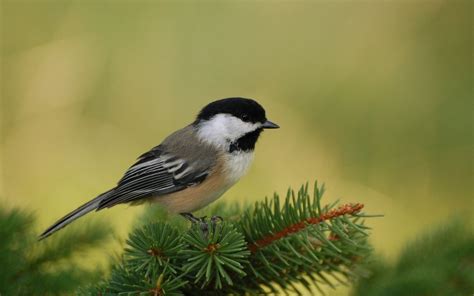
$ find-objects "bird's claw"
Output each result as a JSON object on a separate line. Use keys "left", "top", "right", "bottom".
{"left": 180, "top": 213, "right": 204, "bottom": 224}
{"left": 210, "top": 215, "right": 223, "bottom": 223}
{"left": 180, "top": 213, "right": 223, "bottom": 237}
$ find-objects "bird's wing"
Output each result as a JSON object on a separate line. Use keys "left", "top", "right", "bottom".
{"left": 96, "top": 145, "right": 211, "bottom": 210}
{"left": 39, "top": 127, "right": 216, "bottom": 239}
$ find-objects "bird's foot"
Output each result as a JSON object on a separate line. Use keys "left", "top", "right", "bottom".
{"left": 180, "top": 213, "right": 223, "bottom": 236}
{"left": 180, "top": 212, "right": 204, "bottom": 224}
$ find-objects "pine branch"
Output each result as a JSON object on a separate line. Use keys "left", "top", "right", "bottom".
{"left": 353, "top": 218, "right": 474, "bottom": 296}
{"left": 181, "top": 222, "right": 250, "bottom": 289}
{"left": 0, "top": 206, "right": 112, "bottom": 295}
{"left": 235, "top": 182, "right": 372, "bottom": 294}
{"left": 247, "top": 202, "right": 364, "bottom": 253}
{"left": 82, "top": 181, "right": 376, "bottom": 295}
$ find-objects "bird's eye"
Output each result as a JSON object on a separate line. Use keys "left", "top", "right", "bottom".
{"left": 242, "top": 114, "right": 249, "bottom": 120}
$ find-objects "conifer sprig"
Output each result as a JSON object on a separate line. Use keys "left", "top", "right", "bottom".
{"left": 246, "top": 202, "right": 364, "bottom": 252}
{"left": 0, "top": 207, "right": 113, "bottom": 295}
{"left": 353, "top": 219, "right": 474, "bottom": 296}
{"left": 125, "top": 223, "right": 184, "bottom": 277}
{"left": 181, "top": 222, "right": 250, "bottom": 289}
{"left": 82, "top": 181, "right": 375, "bottom": 295}
{"left": 236, "top": 182, "right": 372, "bottom": 294}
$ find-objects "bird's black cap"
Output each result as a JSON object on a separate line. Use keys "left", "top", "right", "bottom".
{"left": 196, "top": 97, "right": 267, "bottom": 124}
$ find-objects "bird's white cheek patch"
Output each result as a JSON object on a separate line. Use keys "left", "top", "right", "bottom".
{"left": 223, "top": 151, "right": 254, "bottom": 184}
{"left": 196, "top": 114, "right": 262, "bottom": 149}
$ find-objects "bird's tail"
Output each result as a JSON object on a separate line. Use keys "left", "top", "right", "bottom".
{"left": 38, "top": 189, "right": 114, "bottom": 240}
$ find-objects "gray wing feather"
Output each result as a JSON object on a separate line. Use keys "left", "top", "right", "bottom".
{"left": 40, "top": 126, "right": 217, "bottom": 239}
{"left": 97, "top": 126, "right": 216, "bottom": 209}
{"left": 39, "top": 189, "right": 114, "bottom": 240}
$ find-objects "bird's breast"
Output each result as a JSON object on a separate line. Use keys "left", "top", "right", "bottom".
{"left": 222, "top": 151, "right": 255, "bottom": 185}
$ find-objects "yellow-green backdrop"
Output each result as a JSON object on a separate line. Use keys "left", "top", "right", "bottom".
{"left": 1, "top": 1, "right": 472, "bottom": 295}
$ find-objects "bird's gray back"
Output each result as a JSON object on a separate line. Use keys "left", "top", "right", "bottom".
{"left": 160, "top": 125, "right": 218, "bottom": 172}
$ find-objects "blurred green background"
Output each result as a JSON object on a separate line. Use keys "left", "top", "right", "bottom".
{"left": 1, "top": 1, "right": 473, "bottom": 294}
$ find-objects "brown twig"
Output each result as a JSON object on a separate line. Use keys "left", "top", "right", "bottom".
{"left": 248, "top": 203, "right": 364, "bottom": 253}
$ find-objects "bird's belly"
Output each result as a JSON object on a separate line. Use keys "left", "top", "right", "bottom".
{"left": 150, "top": 152, "right": 254, "bottom": 213}
{"left": 154, "top": 186, "right": 229, "bottom": 213}
{"left": 150, "top": 166, "right": 231, "bottom": 213}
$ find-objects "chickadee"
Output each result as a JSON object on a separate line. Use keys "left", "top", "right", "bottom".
{"left": 39, "top": 97, "right": 279, "bottom": 240}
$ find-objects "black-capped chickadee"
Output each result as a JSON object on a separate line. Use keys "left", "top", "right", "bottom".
{"left": 39, "top": 97, "right": 279, "bottom": 240}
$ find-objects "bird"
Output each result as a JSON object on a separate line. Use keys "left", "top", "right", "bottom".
{"left": 39, "top": 97, "right": 279, "bottom": 240}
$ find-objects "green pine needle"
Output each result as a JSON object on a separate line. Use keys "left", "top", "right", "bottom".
{"left": 181, "top": 222, "right": 250, "bottom": 289}
{"left": 0, "top": 206, "right": 112, "bottom": 295}
{"left": 125, "top": 223, "right": 184, "bottom": 277}
{"left": 79, "top": 181, "right": 376, "bottom": 294}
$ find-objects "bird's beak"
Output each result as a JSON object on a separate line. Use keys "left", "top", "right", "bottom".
{"left": 262, "top": 120, "right": 279, "bottom": 129}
